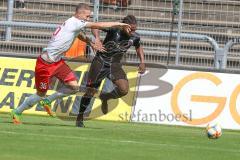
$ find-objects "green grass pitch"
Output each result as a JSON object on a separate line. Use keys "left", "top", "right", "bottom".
{"left": 0, "top": 113, "right": 240, "bottom": 160}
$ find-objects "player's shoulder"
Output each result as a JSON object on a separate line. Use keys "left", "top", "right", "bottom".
{"left": 130, "top": 32, "right": 141, "bottom": 42}
{"left": 65, "top": 17, "right": 86, "bottom": 25}
{"left": 63, "top": 17, "right": 75, "bottom": 26}
{"left": 64, "top": 17, "right": 87, "bottom": 30}
{"left": 132, "top": 32, "right": 140, "bottom": 38}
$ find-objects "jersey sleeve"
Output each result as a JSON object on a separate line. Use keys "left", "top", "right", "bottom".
{"left": 74, "top": 20, "right": 88, "bottom": 31}
{"left": 131, "top": 33, "right": 141, "bottom": 48}
{"left": 64, "top": 18, "right": 88, "bottom": 32}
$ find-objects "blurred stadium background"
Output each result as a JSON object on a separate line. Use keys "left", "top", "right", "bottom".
{"left": 1, "top": 0, "right": 240, "bottom": 70}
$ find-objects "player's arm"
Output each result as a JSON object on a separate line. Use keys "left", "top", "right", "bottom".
{"left": 91, "top": 29, "right": 104, "bottom": 51}
{"left": 131, "top": 33, "right": 146, "bottom": 74}
{"left": 136, "top": 46, "right": 146, "bottom": 74}
{"left": 77, "top": 32, "right": 105, "bottom": 52}
{"left": 86, "top": 22, "right": 131, "bottom": 32}
{"left": 77, "top": 32, "right": 92, "bottom": 44}
{"left": 91, "top": 29, "right": 100, "bottom": 41}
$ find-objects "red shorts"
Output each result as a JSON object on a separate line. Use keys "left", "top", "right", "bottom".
{"left": 35, "top": 56, "right": 77, "bottom": 92}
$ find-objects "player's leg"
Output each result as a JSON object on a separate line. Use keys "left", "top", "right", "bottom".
{"left": 11, "top": 57, "right": 50, "bottom": 124}
{"left": 99, "top": 63, "right": 129, "bottom": 114}
{"left": 11, "top": 91, "right": 46, "bottom": 124}
{"left": 99, "top": 79, "right": 129, "bottom": 114}
{"left": 76, "top": 87, "right": 98, "bottom": 127}
{"left": 76, "top": 57, "right": 105, "bottom": 127}
{"left": 100, "top": 79, "right": 129, "bottom": 100}
{"left": 41, "top": 60, "right": 78, "bottom": 111}
{"left": 39, "top": 79, "right": 79, "bottom": 117}
{"left": 46, "top": 80, "right": 79, "bottom": 103}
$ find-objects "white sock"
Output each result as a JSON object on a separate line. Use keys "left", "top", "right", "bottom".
{"left": 47, "top": 92, "right": 69, "bottom": 102}
{"left": 16, "top": 94, "right": 42, "bottom": 114}
{"left": 47, "top": 85, "right": 78, "bottom": 103}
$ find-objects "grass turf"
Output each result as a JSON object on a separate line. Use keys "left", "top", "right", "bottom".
{"left": 0, "top": 113, "right": 240, "bottom": 160}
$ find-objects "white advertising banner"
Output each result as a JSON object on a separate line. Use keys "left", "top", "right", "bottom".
{"left": 132, "top": 68, "right": 240, "bottom": 130}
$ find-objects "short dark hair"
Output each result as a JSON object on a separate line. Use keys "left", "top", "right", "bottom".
{"left": 122, "top": 15, "right": 137, "bottom": 25}
{"left": 76, "top": 3, "right": 90, "bottom": 12}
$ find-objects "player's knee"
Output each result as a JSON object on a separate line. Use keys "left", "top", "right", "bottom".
{"left": 65, "top": 81, "right": 79, "bottom": 93}
{"left": 69, "top": 85, "right": 79, "bottom": 94}
{"left": 65, "top": 83, "right": 79, "bottom": 94}
{"left": 84, "top": 92, "right": 94, "bottom": 98}
{"left": 117, "top": 83, "right": 129, "bottom": 96}
{"left": 37, "top": 91, "right": 47, "bottom": 97}
{"left": 115, "top": 79, "right": 129, "bottom": 96}
{"left": 85, "top": 88, "right": 97, "bottom": 97}
{"left": 118, "top": 87, "right": 128, "bottom": 96}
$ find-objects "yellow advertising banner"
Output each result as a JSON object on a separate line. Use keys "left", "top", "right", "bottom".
{"left": 0, "top": 57, "right": 139, "bottom": 122}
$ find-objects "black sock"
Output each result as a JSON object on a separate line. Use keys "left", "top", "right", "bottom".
{"left": 79, "top": 96, "right": 92, "bottom": 113}
{"left": 77, "top": 96, "right": 92, "bottom": 121}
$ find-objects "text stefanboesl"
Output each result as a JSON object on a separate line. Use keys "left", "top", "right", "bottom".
{"left": 119, "top": 109, "right": 193, "bottom": 122}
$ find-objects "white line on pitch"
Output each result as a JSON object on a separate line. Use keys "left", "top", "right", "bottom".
{"left": 0, "top": 130, "right": 239, "bottom": 154}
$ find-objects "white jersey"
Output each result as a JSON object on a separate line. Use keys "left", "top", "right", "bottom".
{"left": 44, "top": 16, "right": 88, "bottom": 62}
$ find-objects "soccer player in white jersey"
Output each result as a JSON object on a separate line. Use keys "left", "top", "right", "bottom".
{"left": 11, "top": 3, "right": 130, "bottom": 124}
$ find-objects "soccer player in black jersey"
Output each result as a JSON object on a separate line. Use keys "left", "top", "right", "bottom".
{"left": 76, "top": 15, "right": 146, "bottom": 127}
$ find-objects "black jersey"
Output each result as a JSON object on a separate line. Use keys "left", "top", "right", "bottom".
{"left": 96, "top": 28, "right": 141, "bottom": 64}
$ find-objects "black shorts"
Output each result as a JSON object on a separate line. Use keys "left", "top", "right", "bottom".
{"left": 86, "top": 56, "right": 127, "bottom": 89}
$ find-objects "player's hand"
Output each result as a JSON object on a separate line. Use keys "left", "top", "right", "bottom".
{"left": 90, "top": 42, "right": 106, "bottom": 52}
{"left": 138, "top": 63, "right": 146, "bottom": 74}
{"left": 117, "top": 22, "right": 131, "bottom": 33}
{"left": 95, "top": 38, "right": 106, "bottom": 52}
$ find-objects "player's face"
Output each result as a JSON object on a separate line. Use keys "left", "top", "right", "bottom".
{"left": 130, "top": 24, "right": 137, "bottom": 34}
{"left": 77, "top": 9, "right": 91, "bottom": 21}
